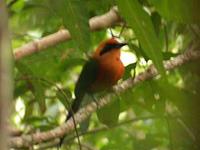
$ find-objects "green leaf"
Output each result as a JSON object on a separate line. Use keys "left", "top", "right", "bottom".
{"left": 129, "top": 43, "right": 149, "bottom": 60}
{"left": 34, "top": 124, "right": 56, "bottom": 131}
{"left": 85, "top": 0, "right": 113, "bottom": 16}
{"left": 151, "top": 12, "right": 162, "bottom": 36}
{"left": 24, "top": 100, "right": 34, "bottom": 120}
{"left": 123, "top": 62, "right": 137, "bottom": 80}
{"left": 14, "top": 81, "right": 27, "bottom": 98}
{"left": 97, "top": 97, "right": 120, "bottom": 127}
{"left": 116, "top": 0, "right": 165, "bottom": 77}
{"left": 59, "top": 58, "right": 85, "bottom": 72}
{"left": 16, "top": 62, "right": 46, "bottom": 114}
{"left": 148, "top": 0, "right": 200, "bottom": 23}
{"left": 10, "top": 0, "right": 25, "bottom": 13}
{"left": 162, "top": 52, "right": 179, "bottom": 60}
{"left": 53, "top": 0, "right": 91, "bottom": 52}
{"left": 23, "top": 116, "right": 57, "bottom": 130}
{"left": 18, "top": 40, "right": 84, "bottom": 82}
{"left": 56, "top": 88, "right": 72, "bottom": 109}
{"left": 23, "top": 116, "right": 49, "bottom": 124}
{"left": 32, "top": 79, "right": 46, "bottom": 114}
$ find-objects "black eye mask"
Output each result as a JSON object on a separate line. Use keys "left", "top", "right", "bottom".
{"left": 100, "top": 43, "right": 127, "bottom": 55}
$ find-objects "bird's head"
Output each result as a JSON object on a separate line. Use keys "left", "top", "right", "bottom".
{"left": 93, "top": 38, "right": 127, "bottom": 58}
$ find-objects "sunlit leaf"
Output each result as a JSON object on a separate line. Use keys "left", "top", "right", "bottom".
{"left": 117, "top": 0, "right": 166, "bottom": 77}
{"left": 123, "top": 62, "right": 137, "bottom": 80}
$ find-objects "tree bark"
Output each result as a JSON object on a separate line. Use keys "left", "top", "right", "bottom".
{"left": 0, "top": 1, "right": 13, "bottom": 150}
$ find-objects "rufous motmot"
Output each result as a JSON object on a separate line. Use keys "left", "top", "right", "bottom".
{"left": 60, "top": 37, "right": 127, "bottom": 146}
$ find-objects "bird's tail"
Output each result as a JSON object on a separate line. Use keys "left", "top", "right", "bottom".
{"left": 59, "top": 96, "right": 83, "bottom": 147}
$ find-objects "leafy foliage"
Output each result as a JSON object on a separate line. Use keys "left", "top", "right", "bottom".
{"left": 117, "top": 0, "right": 165, "bottom": 76}
{"left": 10, "top": 0, "right": 200, "bottom": 150}
{"left": 148, "top": 0, "right": 200, "bottom": 23}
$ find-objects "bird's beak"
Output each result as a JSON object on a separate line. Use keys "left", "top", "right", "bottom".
{"left": 116, "top": 43, "right": 127, "bottom": 49}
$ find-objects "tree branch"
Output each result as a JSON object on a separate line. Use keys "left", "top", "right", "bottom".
{"left": 8, "top": 126, "right": 23, "bottom": 137}
{"left": 14, "top": 7, "right": 121, "bottom": 60}
{"left": 28, "top": 116, "right": 181, "bottom": 150}
{"left": 0, "top": 2, "right": 12, "bottom": 150}
{"left": 10, "top": 47, "right": 200, "bottom": 148}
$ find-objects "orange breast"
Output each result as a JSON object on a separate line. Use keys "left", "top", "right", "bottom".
{"left": 91, "top": 50, "right": 124, "bottom": 91}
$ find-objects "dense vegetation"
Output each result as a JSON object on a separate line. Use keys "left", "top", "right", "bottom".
{"left": 7, "top": 0, "right": 200, "bottom": 149}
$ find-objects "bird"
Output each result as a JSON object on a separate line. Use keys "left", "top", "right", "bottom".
{"left": 60, "top": 37, "right": 126, "bottom": 146}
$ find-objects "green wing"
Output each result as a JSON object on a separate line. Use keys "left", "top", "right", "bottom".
{"left": 63, "top": 59, "right": 99, "bottom": 145}
{"left": 75, "top": 58, "right": 99, "bottom": 99}
{"left": 66, "top": 58, "right": 99, "bottom": 120}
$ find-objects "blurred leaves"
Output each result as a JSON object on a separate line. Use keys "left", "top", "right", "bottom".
{"left": 97, "top": 97, "right": 120, "bottom": 126}
{"left": 117, "top": 0, "right": 165, "bottom": 77}
{"left": 51, "top": 0, "right": 91, "bottom": 52}
{"left": 56, "top": 88, "right": 72, "bottom": 109}
{"left": 15, "top": 62, "right": 46, "bottom": 114}
{"left": 148, "top": 0, "right": 200, "bottom": 23}
{"left": 10, "top": 0, "right": 200, "bottom": 150}
{"left": 23, "top": 116, "right": 58, "bottom": 131}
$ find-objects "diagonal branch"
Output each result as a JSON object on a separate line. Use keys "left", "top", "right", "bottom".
{"left": 14, "top": 7, "right": 121, "bottom": 60}
{"left": 10, "top": 48, "right": 200, "bottom": 148}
